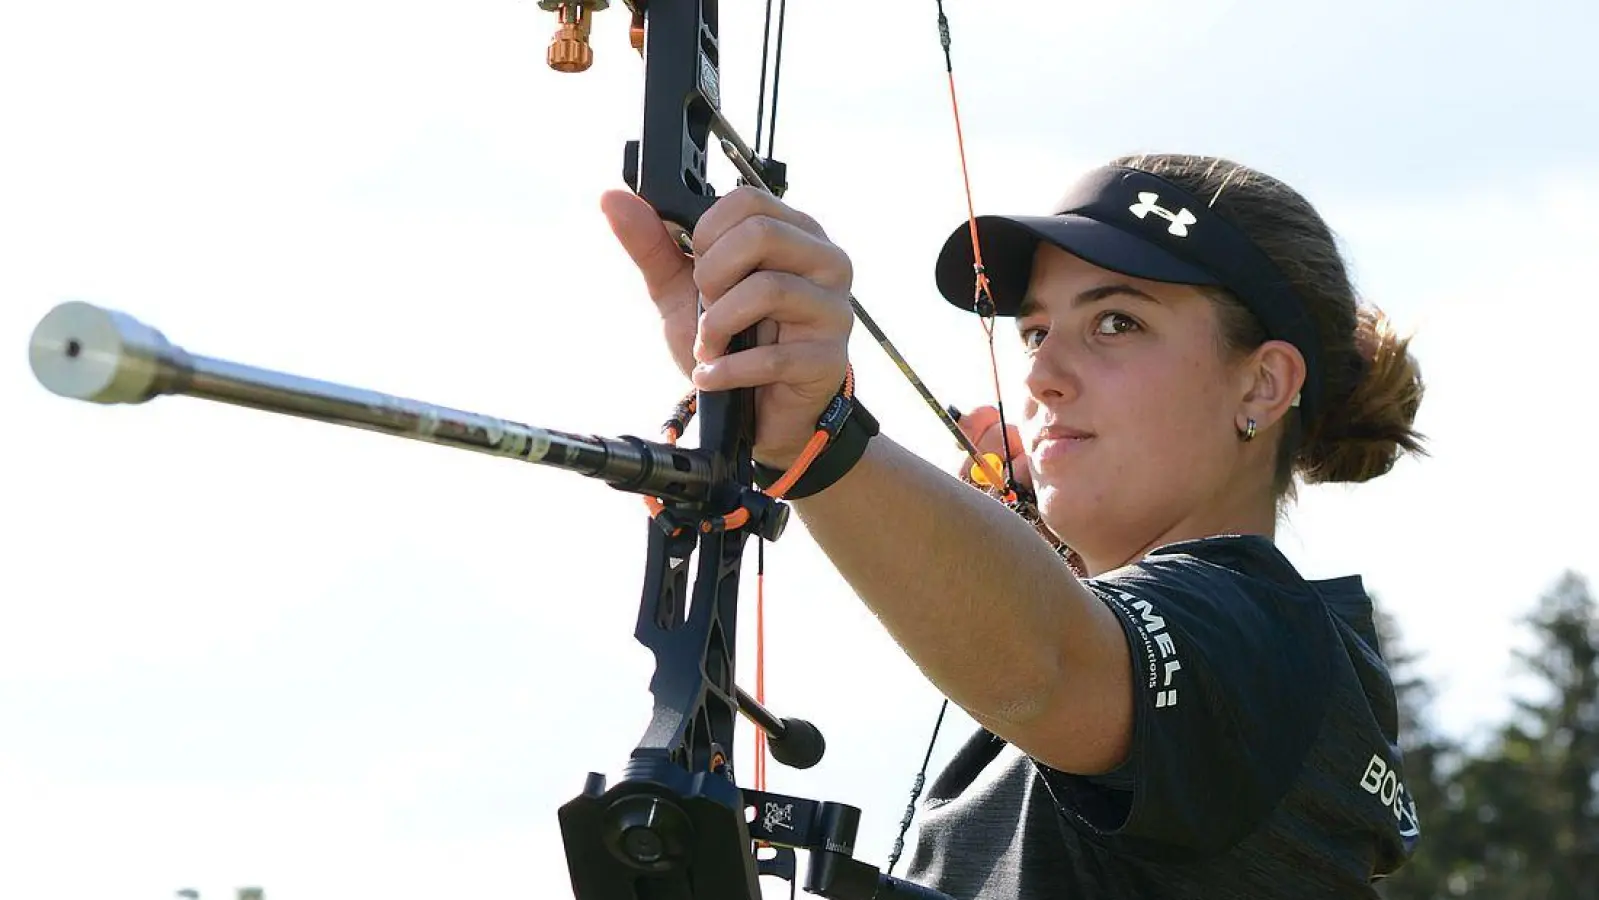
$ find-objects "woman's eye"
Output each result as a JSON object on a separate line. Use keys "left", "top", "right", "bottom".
{"left": 1095, "top": 312, "right": 1141, "bottom": 336}
{"left": 1020, "top": 326, "right": 1047, "bottom": 350}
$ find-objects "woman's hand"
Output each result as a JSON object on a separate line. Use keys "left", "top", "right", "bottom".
{"left": 601, "top": 186, "right": 855, "bottom": 469}
{"left": 953, "top": 404, "right": 1032, "bottom": 493}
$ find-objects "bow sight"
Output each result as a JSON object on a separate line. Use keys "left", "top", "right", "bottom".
{"left": 24, "top": 2, "right": 958, "bottom": 898}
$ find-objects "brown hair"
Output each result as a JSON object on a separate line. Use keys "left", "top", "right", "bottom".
{"left": 1110, "top": 152, "right": 1428, "bottom": 500}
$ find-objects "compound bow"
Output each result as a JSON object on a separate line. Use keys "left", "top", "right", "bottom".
{"left": 26, "top": 2, "right": 1024, "bottom": 897}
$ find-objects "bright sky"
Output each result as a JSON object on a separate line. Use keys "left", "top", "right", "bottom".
{"left": 2, "top": 1, "right": 1594, "bottom": 898}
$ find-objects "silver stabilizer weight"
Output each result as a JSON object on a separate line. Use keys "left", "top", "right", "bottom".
{"left": 29, "top": 300, "right": 181, "bottom": 404}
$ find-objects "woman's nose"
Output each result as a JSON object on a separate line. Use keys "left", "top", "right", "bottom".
{"left": 1023, "top": 333, "right": 1081, "bottom": 404}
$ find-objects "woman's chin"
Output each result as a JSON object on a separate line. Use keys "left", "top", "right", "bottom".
{"left": 1032, "top": 485, "right": 1093, "bottom": 543}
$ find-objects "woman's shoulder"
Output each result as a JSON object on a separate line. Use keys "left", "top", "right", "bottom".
{"left": 1026, "top": 533, "right": 1411, "bottom": 872}
{"left": 1082, "top": 533, "right": 1394, "bottom": 729}
{"left": 1111, "top": 533, "right": 1328, "bottom": 581}
{"left": 1094, "top": 533, "right": 1376, "bottom": 621}
{"left": 1090, "top": 534, "right": 1405, "bottom": 778}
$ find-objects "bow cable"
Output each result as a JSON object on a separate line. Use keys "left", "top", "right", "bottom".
{"left": 754, "top": 0, "right": 788, "bottom": 163}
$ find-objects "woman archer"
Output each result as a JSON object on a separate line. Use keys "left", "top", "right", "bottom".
{"left": 598, "top": 151, "right": 1427, "bottom": 898}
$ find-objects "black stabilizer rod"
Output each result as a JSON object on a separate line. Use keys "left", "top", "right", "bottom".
{"left": 735, "top": 685, "right": 827, "bottom": 770}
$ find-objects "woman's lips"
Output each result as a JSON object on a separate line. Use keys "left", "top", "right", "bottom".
{"left": 1031, "top": 426, "right": 1095, "bottom": 465}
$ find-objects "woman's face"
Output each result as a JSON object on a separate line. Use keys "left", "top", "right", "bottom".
{"left": 1015, "top": 245, "right": 1252, "bottom": 573}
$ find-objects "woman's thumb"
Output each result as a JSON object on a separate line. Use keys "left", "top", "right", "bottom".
{"left": 600, "top": 189, "right": 690, "bottom": 298}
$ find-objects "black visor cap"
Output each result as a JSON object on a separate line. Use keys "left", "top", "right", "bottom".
{"left": 933, "top": 165, "right": 1323, "bottom": 420}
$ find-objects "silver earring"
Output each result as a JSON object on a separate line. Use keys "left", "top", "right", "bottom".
{"left": 1240, "top": 418, "right": 1257, "bottom": 442}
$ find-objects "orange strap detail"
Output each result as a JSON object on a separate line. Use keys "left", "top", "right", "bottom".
{"left": 649, "top": 365, "right": 857, "bottom": 535}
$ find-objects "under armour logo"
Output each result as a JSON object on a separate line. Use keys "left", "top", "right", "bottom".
{"left": 1129, "top": 192, "right": 1197, "bottom": 237}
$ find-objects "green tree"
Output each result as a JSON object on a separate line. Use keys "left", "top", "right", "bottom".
{"left": 1403, "top": 570, "right": 1599, "bottom": 899}
{"left": 1506, "top": 570, "right": 1599, "bottom": 897}
{"left": 1374, "top": 597, "right": 1465, "bottom": 899}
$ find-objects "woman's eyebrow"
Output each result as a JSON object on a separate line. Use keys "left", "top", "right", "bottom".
{"left": 1014, "top": 284, "right": 1164, "bottom": 318}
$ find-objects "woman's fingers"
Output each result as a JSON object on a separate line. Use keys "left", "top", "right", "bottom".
{"left": 957, "top": 405, "right": 1002, "bottom": 446}
{"left": 691, "top": 339, "right": 849, "bottom": 466}
{"left": 694, "top": 270, "right": 853, "bottom": 364}
{"left": 950, "top": 404, "right": 1030, "bottom": 487}
{"left": 692, "top": 189, "right": 853, "bottom": 303}
{"left": 689, "top": 339, "right": 843, "bottom": 396}
{"left": 671, "top": 186, "right": 855, "bottom": 467}
{"left": 957, "top": 406, "right": 1022, "bottom": 458}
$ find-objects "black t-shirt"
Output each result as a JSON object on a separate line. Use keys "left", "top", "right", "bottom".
{"left": 901, "top": 535, "right": 1421, "bottom": 899}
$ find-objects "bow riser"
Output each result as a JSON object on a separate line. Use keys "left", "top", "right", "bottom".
{"left": 557, "top": 1, "right": 768, "bottom": 897}
{"left": 554, "top": 3, "right": 960, "bottom": 896}
{"left": 620, "top": 0, "right": 752, "bottom": 797}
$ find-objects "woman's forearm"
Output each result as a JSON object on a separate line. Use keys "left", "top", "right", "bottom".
{"left": 791, "top": 434, "right": 1110, "bottom": 728}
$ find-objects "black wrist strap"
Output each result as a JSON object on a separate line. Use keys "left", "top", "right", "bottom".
{"left": 752, "top": 397, "right": 879, "bottom": 500}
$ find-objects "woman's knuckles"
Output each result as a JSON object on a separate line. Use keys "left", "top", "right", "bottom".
{"left": 704, "top": 273, "right": 847, "bottom": 344}
{"left": 746, "top": 341, "right": 835, "bottom": 384}
{"left": 694, "top": 343, "right": 843, "bottom": 398}
{"left": 744, "top": 270, "right": 793, "bottom": 316}
{"left": 697, "top": 186, "right": 820, "bottom": 246}
{"left": 696, "top": 218, "right": 852, "bottom": 300}
{"left": 691, "top": 221, "right": 776, "bottom": 302}
{"left": 690, "top": 186, "right": 754, "bottom": 251}
{"left": 695, "top": 277, "right": 777, "bottom": 356}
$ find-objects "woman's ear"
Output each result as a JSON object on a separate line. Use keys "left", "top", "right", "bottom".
{"left": 1236, "top": 339, "right": 1307, "bottom": 434}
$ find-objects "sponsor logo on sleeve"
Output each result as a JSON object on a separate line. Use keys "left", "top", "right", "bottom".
{"left": 1359, "top": 752, "right": 1421, "bottom": 840}
{"left": 1113, "top": 590, "right": 1184, "bottom": 709}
